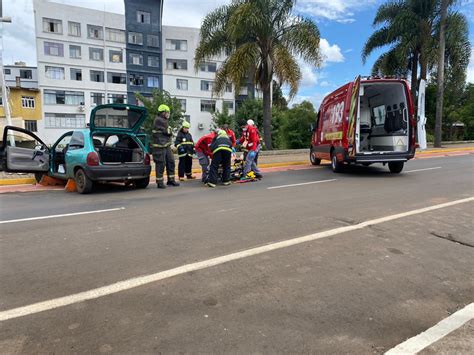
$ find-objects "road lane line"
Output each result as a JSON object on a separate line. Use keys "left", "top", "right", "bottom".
{"left": 0, "top": 207, "right": 126, "bottom": 225}
{"left": 405, "top": 167, "right": 442, "bottom": 173}
{"left": 0, "top": 197, "right": 472, "bottom": 322}
{"left": 385, "top": 303, "right": 474, "bottom": 354}
{"left": 267, "top": 179, "right": 336, "bottom": 190}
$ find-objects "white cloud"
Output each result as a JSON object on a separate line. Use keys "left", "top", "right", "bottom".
{"left": 467, "top": 49, "right": 474, "bottom": 84}
{"left": 296, "top": 0, "right": 378, "bottom": 23}
{"left": 289, "top": 92, "right": 329, "bottom": 109}
{"left": 319, "top": 38, "right": 344, "bottom": 64}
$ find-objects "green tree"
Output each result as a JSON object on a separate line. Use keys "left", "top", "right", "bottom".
{"left": 135, "top": 89, "right": 184, "bottom": 140}
{"left": 234, "top": 98, "right": 264, "bottom": 133}
{"left": 211, "top": 106, "right": 235, "bottom": 130}
{"left": 272, "top": 80, "right": 288, "bottom": 111}
{"left": 280, "top": 101, "right": 316, "bottom": 149}
{"left": 195, "top": 0, "right": 321, "bottom": 149}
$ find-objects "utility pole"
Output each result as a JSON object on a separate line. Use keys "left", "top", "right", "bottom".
{"left": 0, "top": 11, "right": 15, "bottom": 147}
{"left": 434, "top": 0, "right": 449, "bottom": 148}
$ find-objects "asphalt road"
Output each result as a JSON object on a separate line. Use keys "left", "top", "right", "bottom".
{"left": 1, "top": 155, "right": 473, "bottom": 354}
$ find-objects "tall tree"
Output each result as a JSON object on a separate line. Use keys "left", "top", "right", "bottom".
{"left": 195, "top": 0, "right": 321, "bottom": 149}
{"left": 434, "top": 0, "right": 449, "bottom": 147}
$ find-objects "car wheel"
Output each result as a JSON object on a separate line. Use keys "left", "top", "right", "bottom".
{"left": 331, "top": 151, "right": 344, "bottom": 173}
{"left": 34, "top": 172, "right": 45, "bottom": 183}
{"left": 134, "top": 177, "right": 150, "bottom": 189}
{"left": 310, "top": 148, "right": 321, "bottom": 166}
{"left": 75, "top": 168, "right": 93, "bottom": 194}
{"left": 362, "top": 163, "right": 372, "bottom": 167}
{"left": 388, "top": 161, "right": 404, "bottom": 174}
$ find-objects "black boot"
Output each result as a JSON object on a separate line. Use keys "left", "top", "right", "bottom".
{"left": 157, "top": 181, "right": 166, "bottom": 189}
{"left": 167, "top": 180, "right": 180, "bottom": 187}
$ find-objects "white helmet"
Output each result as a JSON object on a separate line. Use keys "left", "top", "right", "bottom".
{"left": 247, "top": 119, "right": 255, "bottom": 126}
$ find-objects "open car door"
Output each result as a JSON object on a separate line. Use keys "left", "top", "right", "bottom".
{"left": 0, "top": 126, "right": 50, "bottom": 173}
{"left": 348, "top": 75, "right": 361, "bottom": 156}
{"left": 417, "top": 79, "right": 427, "bottom": 150}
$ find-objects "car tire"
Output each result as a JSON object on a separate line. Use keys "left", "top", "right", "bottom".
{"left": 388, "top": 161, "right": 404, "bottom": 174}
{"left": 310, "top": 148, "right": 321, "bottom": 165}
{"left": 362, "top": 163, "right": 372, "bottom": 167}
{"left": 75, "top": 168, "right": 93, "bottom": 194}
{"left": 134, "top": 177, "right": 150, "bottom": 189}
{"left": 34, "top": 172, "right": 45, "bottom": 184}
{"left": 331, "top": 151, "right": 344, "bottom": 173}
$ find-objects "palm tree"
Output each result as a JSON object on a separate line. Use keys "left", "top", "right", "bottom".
{"left": 195, "top": 0, "right": 321, "bottom": 149}
{"left": 362, "top": 0, "right": 439, "bottom": 103}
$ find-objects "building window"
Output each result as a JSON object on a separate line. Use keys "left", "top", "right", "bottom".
{"left": 20, "top": 70, "right": 33, "bottom": 79}
{"left": 147, "top": 76, "right": 159, "bottom": 88}
{"left": 42, "top": 18, "right": 62, "bottom": 33}
{"left": 106, "top": 28, "right": 125, "bottom": 43}
{"left": 108, "top": 94, "right": 126, "bottom": 104}
{"left": 45, "top": 66, "right": 65, "bottom": 80}
{"left": 224, "top": 101, "right": 234, "bottom": 110}
{"left": 136, "top": 10, "right": 151, "bottom": 24}
{"left": 70, "top": 68, "right": 82, "bottom": 81}
{"left": 21, "top": 96, "right": 35, "bottom": 109}
{"left": 166, "top": 59, "right": 187, "bottom": 70}
{"left": 128, "top": 32, "right": 143, "bottom": 45}
{"left": 129, "top": 53, "right": 143, "bottom": 65}
{"left": 90, "top": 70, "right": 104, "bottom": 82}
{"left": 4, "top": 69, "right": 11, "bottom": 75}
{"left": 107, "top": 72, "right": 127, "bottom": 84}
{"left": 166, "top": 39, "right": 187, "bottom": 51}
{"left": 199, "top": 62, "right": 217, "bottom": 73}
{"left": 44, "top": 42, "right": 64, "bottom": 56}
{"left": 225, "top": 83, "right": 233, "bottom": 93}
{"left": 25, "top": 120, "right": 38, "bottom": 132}
{"left": 148, "top": 55, "right": 160, "bottom": 68}
{"left": 147, "top": 34, "right": 159, "bottom": 48}
{"left": 201, "top": 80, "right": 214, "bottom": 91}
{"left": 91, "top": 92, "right": 105, "bottom": 106}
{"left": 201, "top": 100, "right": 216, "bottom": 112}
{"left": 109, "top": 50, "right": 123, "bottom": 63}
{"left": 69, "top": 45, "right": 81, "bottom": 59}
{"left": 89, "top": 47, "right": 104, "bottom": 61}
{"left": 45, "top": 113, "right": 85, "bottom": 128}
{"left": 44, "top": 90, "right": 84, "bottom": 105}
{"left": 0, "top": 95, "right": 2, "bottom": 105}
{"left": 87, "top": 25, "right": 103, "bottom": 39}
{"left": 129, "top": 74, "right": 144, "bottom": 86}
{"left": 178, "top": 99, "right": 186, "bottom": 112}
{"left": 184, "top": 115, "right": 190, "bottom": 123}
{"left": 68, "top": 21, "right": 81, "bottom": 37}
{"left": 176, "top": 79, "right": 188, "bottom": 90}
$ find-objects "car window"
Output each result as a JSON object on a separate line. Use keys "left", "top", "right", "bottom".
{"left": 373, "top": 105, "right": 386, "bottom": 125}
{"left": 4, "top": 130, "right": 45, "bottom": 149}
{"left": 69, "top": 132, "right": 84, "bottom": 149}
{"left": 55, "top": 135, "right": 72, "bottom": 152}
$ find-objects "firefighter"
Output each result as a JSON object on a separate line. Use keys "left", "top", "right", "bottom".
{"left": 175, "top": 121, "right": 196, "bottom": 181}
{"left": 207, "top": 130, "right": 233, "bottom": 188}
{"left": 241, "top": 119, "right": 262, "bottom": 180}
{"left": 151, "top": 104, "right": 179, "bottom": 189}
{"left": 195, "top": 131, "right": 216, "bottom": 183}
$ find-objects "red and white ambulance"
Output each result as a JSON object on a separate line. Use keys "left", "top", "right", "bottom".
{"left": 310, "top": 76, "right": 426, "bottom": 173}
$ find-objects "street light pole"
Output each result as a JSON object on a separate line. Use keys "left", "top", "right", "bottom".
{"left": 0, "top": 15, "right": 15, "bottom": 147}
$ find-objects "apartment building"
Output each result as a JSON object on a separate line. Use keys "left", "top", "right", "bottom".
{"left": 0, "top": 64, "right": 41, "bottom": 135}
{"left": 124, "top": 0, "right": 164, "bottom": 104}
{"left": 33, "top": 0, "right": 127, "bottom": 144}
{"left": 162, "top": 26, "right": 236, "bottom": 139}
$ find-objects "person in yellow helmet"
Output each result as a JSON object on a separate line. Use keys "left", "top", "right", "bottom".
{"left": 151, "top": 104, "right": 179, "bottom": 188}
{"left": 206, "top": 130, "right": 233, "bottom": 188}
{"left": 174, "top": 121, "right": 196, "bottom": 181}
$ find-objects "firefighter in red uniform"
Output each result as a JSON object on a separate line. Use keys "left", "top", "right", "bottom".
{"left": 194, "top": 131, "right": 216, "bottom": 183}
{"left": 241, "top": 119, "right": 262, "bottom": 180}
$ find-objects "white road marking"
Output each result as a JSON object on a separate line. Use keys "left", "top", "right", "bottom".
{"left": 0, "top": 207, "right": 126, "bottom": 225}
{"left": 405, "top": 167, "right": 442, "bottom": 173}
{"left": 0, "top": 197, "right": 472, "bottom": 322}
{"left": 385, "top": 303, "right": 474, "bottom": 354}
{"left": 267, "top": 179, "right": 336, "bottom": 190}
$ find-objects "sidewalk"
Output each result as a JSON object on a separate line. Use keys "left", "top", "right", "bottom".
{"left": 1, "top": 143, "right": 473, "bottom": 185}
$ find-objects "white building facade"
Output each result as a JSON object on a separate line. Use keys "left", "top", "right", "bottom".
{"left": 162, "top": 26, "right": 236, "bottom": 139}
{"left": 3, "top": 63, "right": 38, "bottom": 89}
{"left": 33, "top": 0, "right": 127, "bottom": 144}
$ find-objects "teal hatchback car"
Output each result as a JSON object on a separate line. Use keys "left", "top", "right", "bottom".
{"left": 0, "top": 104, "right": 152, "bottom": 194}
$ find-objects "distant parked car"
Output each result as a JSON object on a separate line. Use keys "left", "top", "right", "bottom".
{"left": 0, "top": 104, "right": 152, "bottom": 194}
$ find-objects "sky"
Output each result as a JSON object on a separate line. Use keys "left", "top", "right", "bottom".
{"left": 2, "top": 0, "right": 474, "bottom": 108}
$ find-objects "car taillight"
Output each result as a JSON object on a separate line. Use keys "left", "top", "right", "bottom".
{"left": 87, "top": 151, "right": 100, "bottom": 166}
{"left": 144, "top": 153, "right": 150, "bottom": 166}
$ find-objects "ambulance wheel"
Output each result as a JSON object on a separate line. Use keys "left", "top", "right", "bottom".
{"left": 310, "top": 149, "right": 321, "bottom": 165}
{"left": 388, "top": 161, "right": 404, "bottom": 174}
{"left": 75, "top": 168, "right": 93, "bottom": 194}
{"left": 331, "top": 152, "right": 344, "bottom": 173}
